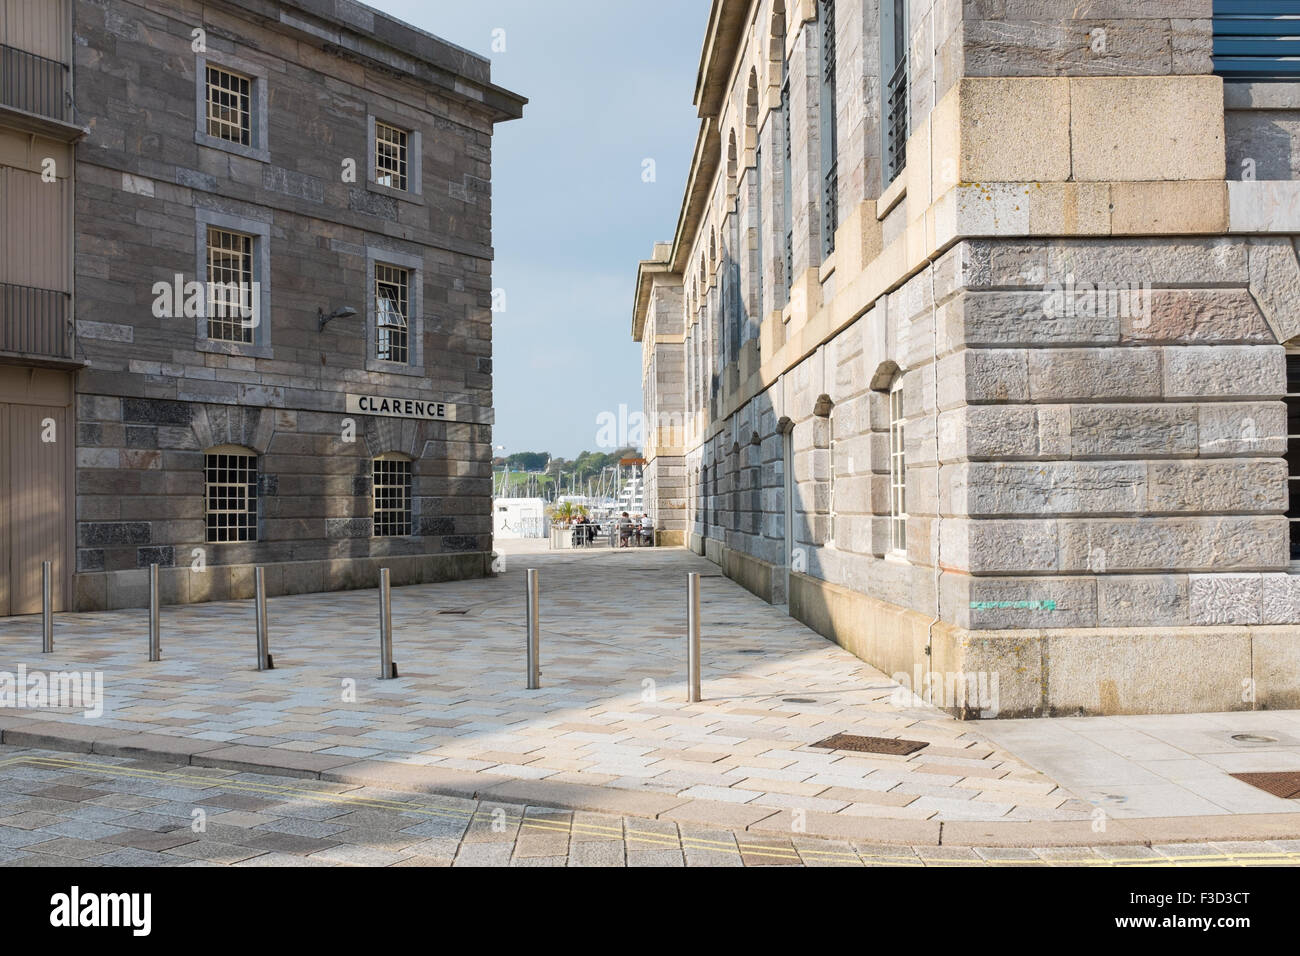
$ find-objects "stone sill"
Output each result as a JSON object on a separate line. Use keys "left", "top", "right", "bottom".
{"left": 194, "top": 130, "right": 270, "bottom": 164}
{"left": 1224, "top": 80, "right": 1300, "bottom": 111}
{"left": 197, "top": 338, "right": 273, "bottom": 360}
{"left": 367, "top": 180, "right": 425, "bottom": 206}
{"left": 364, "top": 359, "right": 428, "bottom": 378}
{"left": 877, "top": 170, "right": 907, "bottom": 220}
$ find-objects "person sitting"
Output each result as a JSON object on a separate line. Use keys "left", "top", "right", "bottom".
{"left": 618, "top": 512, "right": 634, "bottom": 547}
{"left": 586, "top": 520, "right": 599, "bottom": 545}
{"left": 571, "top": 515, "right": 587, "bottom": 547}
{"left": 639, "top": 513, "right": 654, "bottom": 546}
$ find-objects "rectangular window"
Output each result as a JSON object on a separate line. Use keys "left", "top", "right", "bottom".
{"left": 882, "top": 0, "right": 909, "bottom": 185}
{"left": 889, "top": 380, "right": 907, "bottom": 554}
{"left": 820, "top": 0, "right": 838, "bottom": 259}
{"left": 1288, "top": 355, "right": 1300, "bottom": 561}
{"left": 206, "top": 66, "right": 252, "bottom": 146}
{"left": 205, "top": 450, "right": 258, "bottom": 543}
{"left": 373, "top": 458, "right": 413, "bottom": 537}
{"left": 375, "top": 264, "right": 410, "bottom": 364}
{"left": 206, "top": 227, "right": 255, "bottom": 344}
{"left": 1214, "top": 5, "right": 1300, "bottom": 79}
{"left": 781, "top": 76, "right": 794, "bottom": 304}
{"left": 375, "top": 121, "right": 409, "bottom": 191}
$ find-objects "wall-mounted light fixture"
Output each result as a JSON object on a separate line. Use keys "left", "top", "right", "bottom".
{"left": 317, "top": 306, "right": 358, "bottom": 332}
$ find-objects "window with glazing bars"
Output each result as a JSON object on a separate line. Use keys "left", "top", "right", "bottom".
{"left": 756, "top": 144, "right": 765, "bottom": 323}
{"left": 206, "top": 227, "right": 255, "bottom": 343}
{"left": 781, "top": 77, "right": 793, "bottom": 303}
{"left": 883, "top": 0, "right": 909, "bottom": 184}
{"left": 373, "top": 458, "right": 413, "bottom": 537}
{"left": 1214, "top": 4, "right": 1300, "bottom": 79}
{"left": 827, "top": 407, "right": 837, "bottom": 545}
{"left": 1288, "top": 355, "right": 1300, "bottom": 560}
{"left": 206, "top": 66, "right": 252, "bottom": 146}
{"left": 205, "top": 451, "right": 258, "bottom": 543}
{"left": 820, "top": 0, "right": 838, "bottom": 258}
{"left": 375, "top": 264, "right": 410, "bottom": 364}
{"left": 889, "top": 380, "right": 907, "bottom": 554}
{"left": 375, "top": 121, "right": 409, "bottom": 191}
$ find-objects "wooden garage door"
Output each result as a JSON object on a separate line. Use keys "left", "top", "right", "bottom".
{"left": 1, "top": 402, "right": 68, "bottom": 614}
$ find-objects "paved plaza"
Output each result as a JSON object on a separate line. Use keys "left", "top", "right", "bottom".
{"left": 1, "top": 545, "right": 1299, "bottom": 851}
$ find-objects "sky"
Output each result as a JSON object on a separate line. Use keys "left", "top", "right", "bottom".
{"left": 368, "top": 0, "right": 710, "bottom": 460}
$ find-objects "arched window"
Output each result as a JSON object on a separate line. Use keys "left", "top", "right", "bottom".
{"left": 744, "top": 70, "right": 759, "bottom": 153}
{"left": 205, "top": 444, "right": 258, "bottom": 543}
{"left": 702, "top": 464, "right": 710, "bottom": 532}
{"left": 726, "top": 129, "right": 738, "bottom": 204}
{"left": 828, "top": 404, "right": 837, "bottom": 546}
{"left": 888, "top": 376, "right": 907, "bottom": 554}
{"left": 373, "top": 453, "right": 413, "bottom": 537}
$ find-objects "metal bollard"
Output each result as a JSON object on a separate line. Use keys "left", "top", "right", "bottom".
{"left": 41, "top": 560, "right": 53, "bottom": 653}
{"left": 254, "top": 566, "right": 273, "bottom": 670}
{"left": 378, "top": 568, "right": 396, "bottom": 679}
{"left": 686, "top": 572, "right": 701, "bottom": 702}
{"left": 148, "top": 563, "right": 161, "bottom": 662}
{"left": 525, "top": 569, "right": 540, "bottom": 689}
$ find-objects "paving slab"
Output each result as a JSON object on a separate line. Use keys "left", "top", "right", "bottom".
{"left": 2, "top": 546, "right": 1299, "bottom": 842}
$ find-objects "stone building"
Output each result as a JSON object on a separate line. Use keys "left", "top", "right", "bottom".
{"left": 633, "top": 1, "right": 1300, "bottom": 716}
{"left": 0, "top": 0, "right": 524, "bottom": 614}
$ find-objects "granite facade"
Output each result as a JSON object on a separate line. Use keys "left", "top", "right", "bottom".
{"left": 70, "top": 0, "right": 524, "bottom": 609}
{"left": 633, "top": 0, "right": 1300, "bottom": 715}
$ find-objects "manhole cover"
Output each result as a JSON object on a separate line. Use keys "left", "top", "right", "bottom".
{"left": 1230, "top": 772, "right": 1300, "bottom": 799}
{"left": 1231, "top": 733, "right": 1279, "bottom": 744}
{"left": 783, "top": 698, "right": 817, "bottom": 704}
{"left": 809, "top": 733, "right": 928, "bottom": 756}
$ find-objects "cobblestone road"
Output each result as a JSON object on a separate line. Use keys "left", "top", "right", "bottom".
{"left": 2, "top": 748, "right": 1298, "bottom": 867}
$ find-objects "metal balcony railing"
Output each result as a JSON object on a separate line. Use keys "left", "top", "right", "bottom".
{"left": 885, "top": 53, "right": 909, "bottom": 184}
{"left": 0, "top": 283, "right": 73, "bottom": 359}
{"left": 0, "top": 43, "right": 71, "bottom": 123}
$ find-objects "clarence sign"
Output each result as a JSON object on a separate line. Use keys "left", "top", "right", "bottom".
{"left": 346, "top": 394, "right": 455, "bottom": 421}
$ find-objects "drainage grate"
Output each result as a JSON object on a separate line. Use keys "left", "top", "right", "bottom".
{"left": 783, "top": 698, "right": 817, "bottom": 704}
{"left": 810, "top": 733, "right": 928, "bottom": 756}
{"left": 438, "top": 609, "right": 470, "bottom": 615}
{"left": 1230, "top": 772, "right": 1300, "bottom": 799}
